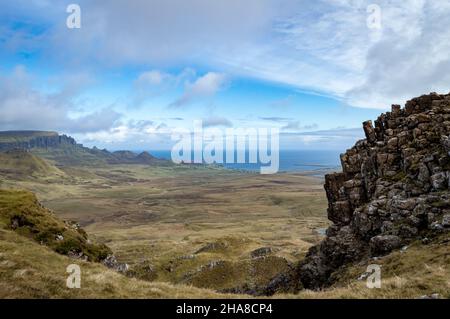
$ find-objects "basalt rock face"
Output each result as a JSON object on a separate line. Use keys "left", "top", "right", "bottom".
{"left": 0, "top": 131, "right": 77, "bottom": 151}
{"left": 299, "top": 93, "right": 450, "bottom": 289}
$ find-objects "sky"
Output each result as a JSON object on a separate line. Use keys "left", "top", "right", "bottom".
{"left": 1, "top": 0, "right": 449, "bottom": 151}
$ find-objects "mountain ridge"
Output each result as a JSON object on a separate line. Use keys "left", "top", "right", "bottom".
{"left": 0, "top": 130, "right": 167, "bottom": 166}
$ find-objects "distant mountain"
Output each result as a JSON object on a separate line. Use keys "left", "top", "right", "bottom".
{"left": 135, "top": 151, "right": 158, "bottom": 164}
{"left": 0, "top": 130, "right": 168, "bottom": 167}
{"left": 110, "top": 150, "right": 159, "bottom": 164}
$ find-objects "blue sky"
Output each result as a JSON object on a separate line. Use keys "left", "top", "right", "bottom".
{"left": 1, "top": 0, "right": 449, "bottom": 150}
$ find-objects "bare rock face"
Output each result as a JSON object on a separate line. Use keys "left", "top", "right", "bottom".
{"left": 299, "top": 93, "right": 450, "bottom": 289}
{"left": 0, "top": 131, "right": 77, "bottom": 151}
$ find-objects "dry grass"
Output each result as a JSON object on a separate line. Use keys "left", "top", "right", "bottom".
{"left": 0, "top": 228, "right": 233, "bottom": 299}
{"left": 281, "top": 233, "right": 450, "bottom": 299}
{"left": 2, "top": 159, "right": 447, "bottom": 299}
{"left": 2, "top": 164, "right": 329, "bottom": 291}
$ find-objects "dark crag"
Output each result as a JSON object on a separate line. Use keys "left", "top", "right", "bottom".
{"left": 298, "top": 92, "right": 450, "bottom": 289}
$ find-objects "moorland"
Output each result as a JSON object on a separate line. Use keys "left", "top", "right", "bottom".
{"left": 0, "top": 129, "right": 449, "bottom": 299}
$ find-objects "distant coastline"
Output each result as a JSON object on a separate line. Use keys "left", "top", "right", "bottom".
{"left": 143, "top": 149, "right": 342, "bottom": 174}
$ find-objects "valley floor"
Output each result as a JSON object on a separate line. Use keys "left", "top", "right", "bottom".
{"left": 1, "top": 163, "right": 448, "bottom": 298}
{"left": 0, "top": 164, "right": 329, "bottom": 292}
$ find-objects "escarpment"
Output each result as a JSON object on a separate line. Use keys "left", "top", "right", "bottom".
{"left": 299, "top": 92, "right": 450, "bottom": 289}
{"left": 0, "top": 131, "right": 165, "bottom": 166}
{"left": 0, "top": 131, "right": 77, "bottom": 151}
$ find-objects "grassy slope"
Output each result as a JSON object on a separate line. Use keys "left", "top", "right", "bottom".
{"left": 0, "top": 189, "right": 230, "bottom": 298}
{"left": 0, "top": 189, "right": 111, "bottom": 262}
{"left": 1, "top": 222, "right": 448, "bottom": 299}
{"left": 291, "top": 233, "right": 450, "bottom": 299}
{"left": 1, "top": 160, "right": 327, "bottom": 292}
{"left": 31, "top": 146, "right": 109, "bottom": 167}
{"left": 0, "top": 229, "right": 230, "bottom": 299}
{"left": 0, "top": 150, "right": 66, "bottom": 180}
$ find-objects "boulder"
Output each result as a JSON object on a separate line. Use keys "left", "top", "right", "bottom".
{"left": 369, "top": 235, "right": 402, "bottom": 255}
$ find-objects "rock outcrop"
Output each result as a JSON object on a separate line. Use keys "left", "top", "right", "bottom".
{"left": 299, "top": 92, "right": 450, "bottom": 289}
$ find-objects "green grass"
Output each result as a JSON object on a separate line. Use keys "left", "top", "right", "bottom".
{"left": 0, "top": 228, "right": 233, "bottom": 299}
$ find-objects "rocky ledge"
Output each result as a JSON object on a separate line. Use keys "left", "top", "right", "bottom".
{"left": 299, "top": 92, "right": 450, "bottom": 289}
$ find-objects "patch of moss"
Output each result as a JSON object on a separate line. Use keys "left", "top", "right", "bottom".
{"left": 431, "top": 200, "right": 449, "bottom": 209}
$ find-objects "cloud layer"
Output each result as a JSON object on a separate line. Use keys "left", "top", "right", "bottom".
{"left": 0, "top": 66, "right": 121, "bottom": 133}
{"left": 3, "top": 1, "right": 450, "bottom": 109}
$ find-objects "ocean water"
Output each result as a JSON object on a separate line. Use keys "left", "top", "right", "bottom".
{"left": 147, "top": 150, "right": 342, "bottom": 173}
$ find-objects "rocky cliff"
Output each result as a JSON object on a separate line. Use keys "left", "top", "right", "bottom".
{"left": 299, "top": 92, "right": 450, "bottom": 289}
{"left": 0, "top": 131, "right": 77, "bottom": 151}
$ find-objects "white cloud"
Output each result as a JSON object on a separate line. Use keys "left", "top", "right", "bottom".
{"left": 0, "top": 66, "right": 121, "bottom": 133}
{"left": 208, "top": 0, "right": 450, "bottom": 109}
{"left": 281, "top": 121, "right": 318, "bottom": 132}
{"left": 169, "top": 72, "right": 228, "bottom": 107}
{"left": 81, "top": 119, "right": 175, "bottom": 150}
{"left": 3, "top": 0, "right": 450, "bottom": 112}
{"left": 345, "top": 0, "right": 450, "bottom": 108}
{"left": 136, "top": 71, "right": 166, "bottom": 86}
{"left": 202, "top": 116, "right": 233, "bottom": 128}
{"left": 281, "top": 127, "right": 365, "bottom": 150}
{"left": 131, "top": 68, "right": 196, "bottom": 106}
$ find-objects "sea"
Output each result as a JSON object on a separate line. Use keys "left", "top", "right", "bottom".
{"left": 147, "top": 150, "right": 342, "bottom": 174}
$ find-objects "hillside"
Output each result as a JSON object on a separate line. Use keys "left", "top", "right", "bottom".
{"left": 0, "top": 189, "right": 112, "bottom": 262}
{"left": 0, "top": 189, "right": 230, "bottom": 298}
{"left": 0, "top": 130, "right": 167, "bottom": 167}
{"left": 0, "top": 226, "right": 229, "bottom": 298}
{"left": 0, "top": 188, "right": 448, "bottom": 298}
{"left": 0, "top": 149, "right": 66, "bottom": 180}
